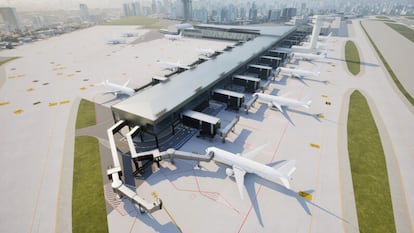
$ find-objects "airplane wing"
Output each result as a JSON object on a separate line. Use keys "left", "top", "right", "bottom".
{"left": 271, "top": 101, "right": 284, "bottom": 113}
{"left": 277, "top": 160, "right": 297, "bottom": 189}
{"left": 233, "top": 165, "right": 246, "bottom": 200}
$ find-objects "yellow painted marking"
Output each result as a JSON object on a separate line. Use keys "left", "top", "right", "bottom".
{"left": 52, "top": 68, "right": 58, "bottom": 71}
{"left": 310, "top": 143, "right": 321, "bottom": 149}
{"left": 122, "top": 73, "right": 127, "bottom": 75}
{"left": 0, "top": 101, "right": 10, "bottom": 106}
{"left": 48, "top": 102, "right": 58, "bottom": 107}
{"left": 316, "top": 114, "right": 325, "bottom": 119}
{"left": 152, "top": 192, "right": 182, "bottom": 233}
{"left": 26, "top": 88, "right": 35, "bottom": 92}
{"left": 59, "top": 100, "right": 70, "bottom": 105}
{"left": 60, "top": 67, "right": 66, "bottom": 70}
{"left": 14, "top": 109, "right": 24, "bottom": 114}
{"left": 17, "top": 74, "right": 25, "bottom": 77}
{"left": 299, "top": 191, "right": 312, "bottom": 201}
{"left": 67, "top": 73, "right": 75, "bottom": 77}
{"left": 8, "top": 76, "right": 16, "bottom": 79}
{"left": 321, "top": 95, "right": 328, "bottom": 98}
{"left": 89, "top": 84, "right": 94, "bottom": 87}
{"left": 80, "top": 87, "right": 87, "bottom": 90}
{"left": 56, "top": 72, "right": 63, "bottom": 76}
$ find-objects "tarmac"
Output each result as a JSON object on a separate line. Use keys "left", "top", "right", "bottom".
{"left": 361, "top": 19, "right": 414, "bottom": 100}
{"left": 0, "top": 25, "right": 232, "bottom": 233}
{"left": 0, "top": 19, "right": 413, "bottom": 233}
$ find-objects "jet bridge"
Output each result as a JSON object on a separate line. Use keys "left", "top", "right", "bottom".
{"left": 106, "top": 121, "right": 162, "bottom": 213}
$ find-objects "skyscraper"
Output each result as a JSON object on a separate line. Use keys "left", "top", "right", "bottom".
{"left": 182, "top": 0, "right": 192, "bottom": 21}
{"left": 0, "top": 7, "right": 22, "bottom": 31}
{"left": 79, "top": 4, "right": 89, "bottom": 21}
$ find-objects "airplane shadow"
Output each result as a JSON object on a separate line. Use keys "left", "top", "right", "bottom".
{"left": 273, "top": 76, "right": 288, "bottom": 86}
{"left": 285, "top": 108, "right": 322, "bottom": 123}
{"left": 326, "top": 56, "right": 380, "bottom": 67}
{"left": 245, "top": 176, "right": 351, "bottom": 226}
{"left": 145, "top": 158, "right": 351, "bottom": 228}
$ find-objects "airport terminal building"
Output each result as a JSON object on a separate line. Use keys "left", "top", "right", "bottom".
{"left": 111, "top": 25, "right": 305, "bottom": 147}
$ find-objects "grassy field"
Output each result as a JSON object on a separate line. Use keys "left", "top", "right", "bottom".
{"left": 0, "top": 57, "right": 19, "bottom": 66}
{"left": 385, "top": 23, "right": 414, "bottom": 43}
{"left": 376, "top": 16, "right": 389, "bottom": 19}
{"left": 72, "top": 136, "right": 108, "bottom": 233}
{"left": 104, "top": 16, "right": 160, "bottom": 29}
{"left": 75, "top": 99, "right": 96, "bottom": 129}
{"left": 347, "top": 90, "right": 396, "bottom": 233}
{"left": 345, "top": 40, "right": 361, "bottom": 76}
{"left": 360, "top": 21, "right": 414, "bottom": 106}
{"left": 405, "top": 16, "right": 414, "bottom": 20}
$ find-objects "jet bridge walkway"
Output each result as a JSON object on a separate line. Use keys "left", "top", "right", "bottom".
{"left": 106, "top": 120, "right": 162, "bottom": 213}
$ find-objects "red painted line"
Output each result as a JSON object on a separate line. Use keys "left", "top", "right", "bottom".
{"left": 237, "top": 122, "right": 290, "bottom": 232}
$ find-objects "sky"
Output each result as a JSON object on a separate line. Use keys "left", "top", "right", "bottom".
{"left": 0, "top": 0, "right": 127, "bottom": 10}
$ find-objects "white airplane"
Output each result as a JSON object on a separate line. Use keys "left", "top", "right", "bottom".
{"left": 164, "top": 31, "right": 183, "bottom": 41}
{"left": 100, "top": 80, "right": 135, "bottom": 96}
{"left": 276, "top": 67, "right": 320, "bottom": 79}
{"left": 197, "top": 48, "right": 216, "bottom": 57}
{"left": 206, "top": 146, "right": 297, "bottom": 199}
{"left": 123, "top": 32, "right": 138, "bottom": 37}
{"left": 107, "top": 38, "right": 126, "bottom": 44}
{"left": 291, "top": 51, "right": 327, "bottom": 61}
{"left": 157, "top": 60, "right": 191, "bottom": 71}
{"left": 317, "top": 32, "right": 332, "bottom": 42}
{"left": 253, "top": 92, "right": 312, "bottom": 113}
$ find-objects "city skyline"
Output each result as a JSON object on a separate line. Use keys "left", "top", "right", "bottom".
{"left": 0, "top": 0, "right": 413, "bottom": 11}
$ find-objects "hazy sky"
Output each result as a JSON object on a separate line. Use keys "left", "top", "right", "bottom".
{"left": 0, "top": 0, "right": 128, "bottom": 10}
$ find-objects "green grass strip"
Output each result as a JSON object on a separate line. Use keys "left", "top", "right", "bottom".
{"left": 345, "top": 40, "right": 361, "bottom": 76}
{"left": 375, "top": 16, "right": 389, "bottom": 19}
{"left": 0, "top": 57, "right": 19, "bottom": 66}
{"left": 75, "top": 99, "right": 96, "bottom": 129}
{"left": 104, "top": 16, "right": 159, "bottom": 28}
{"left": 385, "top": 23, "right": 414, "bottom": 43}
{"left": 347, "top": 90, "right": 396, "bottom": 233}
{"left": 360, "top": 21, "right": 414, "bottom": 106}
{"left": 72, "top": 136, "right": 108, "bottom": 233}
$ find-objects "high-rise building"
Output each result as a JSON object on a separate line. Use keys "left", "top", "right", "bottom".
{"left": 182, "top": 0, "right": 192, "bottom": 21}
{"left": 79, "top": 4, "right": 89, "bottom": 21}
{"left": 281, "top": 8, "right": 297, "bottom": 22}
{"left": 0, "top": 7, "right": 22, "bottom": 31}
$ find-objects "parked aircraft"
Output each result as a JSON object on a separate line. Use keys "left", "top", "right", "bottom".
{"left": 100, "top": 80, "right": 135, "bottom": 96}
{"left": 206, "top": 147, "right": 297, "bottom": 199}
{"left": 253, "top": 92, "right": 312, "bottom": 113}
{"left": 317, "top": 32, "right": 332, "bottom": 42}
{"left": 164, "top": 31, "right": 183, "bottom": 41}
{"left": 276, "top": 67, "right": 320, "bottom": 79}
{"left": 157, "top": 60, "right": 191, "bottom": 71}
{"left": 197, "top": 48, "right": 216, "bottom": 57}
{"left": 291, "top": 51, "right": 327, "bottom": 61}
{"left": 107, "top": 38, "right": 126, "bottom": 44}
{"left": 123, "top": 32, "right": 138, "bottom": 37}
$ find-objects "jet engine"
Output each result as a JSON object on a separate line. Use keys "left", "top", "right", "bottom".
{"left": 225, "top": 168, "right": 234, "bottom": 177}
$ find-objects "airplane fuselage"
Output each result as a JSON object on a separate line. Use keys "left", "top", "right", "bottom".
{"left": 104, "top": 81, "right": 135, "bottom": 96}
{"left": 206, "top": 147, "right": 285, "bottom": 183}
{"left": 253, "top": 93, "right": 308, "bottom": 109}
{"left": 293, "top": 52, "right": 326, "bottom": 61}
{"left": 277, "top": 67, "right": 319, "bottom": 78}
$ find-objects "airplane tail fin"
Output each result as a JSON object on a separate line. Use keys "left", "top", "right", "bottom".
{"left": 278, "top": 160, "right": 297, "bottom": 189}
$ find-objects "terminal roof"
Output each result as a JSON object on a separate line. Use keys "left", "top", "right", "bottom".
{"left": 112, "top": 25, "right": 295, "bottom": 126}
